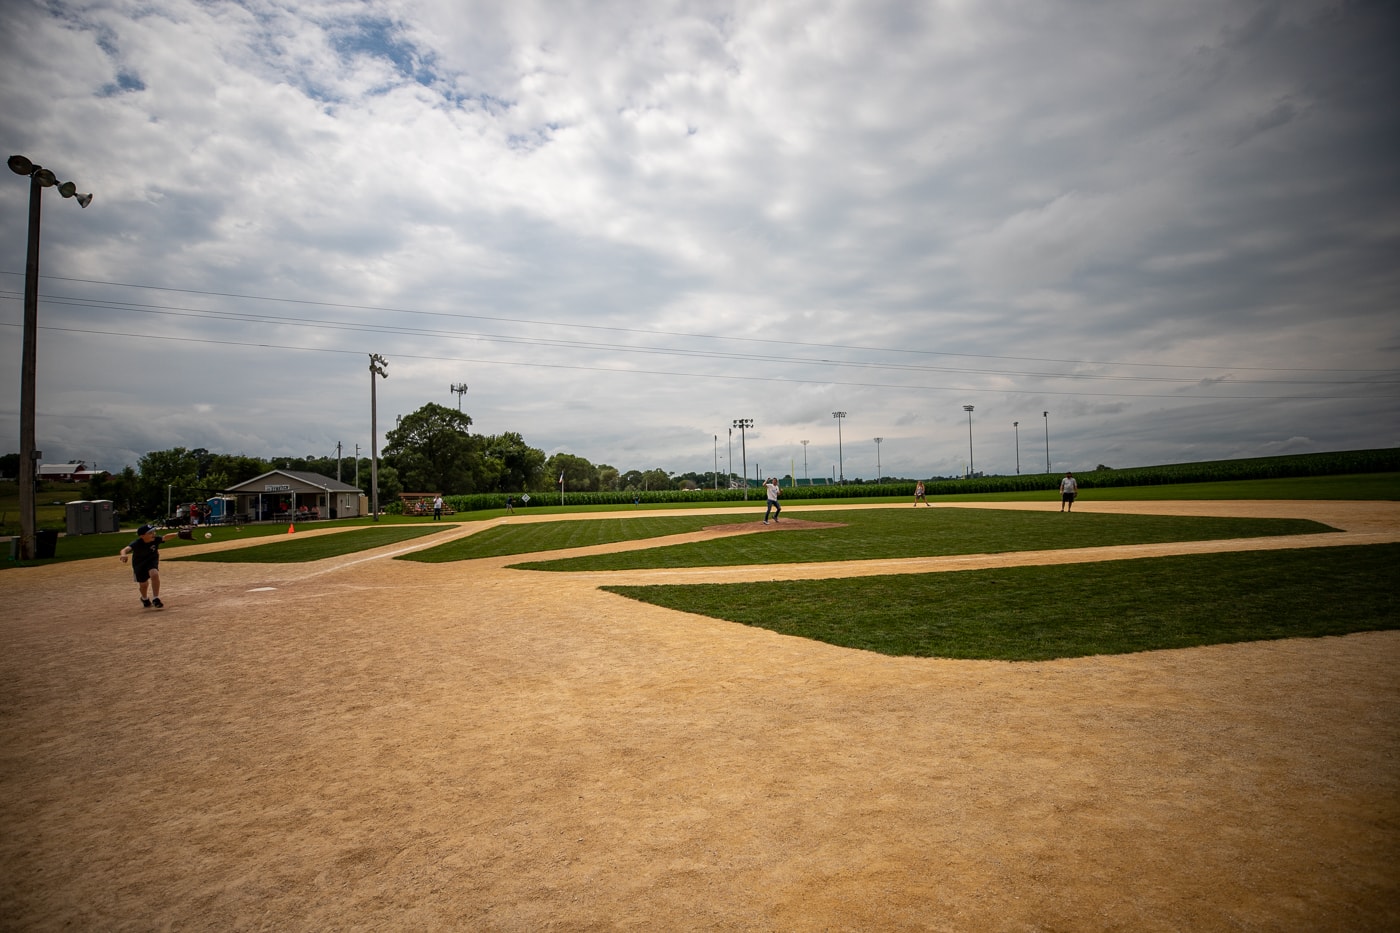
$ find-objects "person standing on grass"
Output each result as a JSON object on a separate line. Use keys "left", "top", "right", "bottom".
{"left": 764, "top": 477, "right": 782, "bottom": 524}
{"left": 914, "top": 480, "right": 928, "bottom": 506}
{"left": 1060, "top": 472, "right": 1078, "bottom": 512}
{"left": 433, "top": 495, "right": 444, "bottom": 521}
{"left": 119, "top": 523, "right": 171, "bottom": 609}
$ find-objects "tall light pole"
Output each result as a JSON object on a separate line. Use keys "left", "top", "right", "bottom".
{"left": 963, "top": 405, "right": 975, "bottom": 478}
{"left": 7, "top": 155, "right": 91, "bottom": 560}
{"left": 1043, "top": 411, "right": 1051, "bottom": 473}
{"left": 800, "top": 439, "right": 810, "bottom": 484}
{"left": 713, "top": 435, "right": 718, "bottom": 491}
{"left": 727, "top": 428, "right": 733, "bottom": 490}
{"left": 1013, "top": 421, "right": 1020, "bottom": 475}
{"left": 873, "top": 437, "right": 883, "bottom": 482}
{"left": 733, "top": 419, "right": 753, "bottom": 499}
{"left": 369, "top": 354, "right": 388, "bottom": 521}
{"left": 832, "top": 412, "right": 847, "bottom": 483}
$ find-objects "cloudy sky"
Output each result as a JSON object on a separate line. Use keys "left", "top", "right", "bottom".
{"left": 2, "top": 0, "right": 1397, "bottom": 483}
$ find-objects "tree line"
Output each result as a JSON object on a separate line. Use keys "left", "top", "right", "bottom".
{"left": 27, "top": 403, "right": 758, "bottom": 519}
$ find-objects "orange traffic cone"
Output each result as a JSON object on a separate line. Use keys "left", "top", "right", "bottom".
{"left": 287, "top": 523, "right": 295, "bottom": 534}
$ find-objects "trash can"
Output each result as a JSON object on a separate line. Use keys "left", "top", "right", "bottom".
{"left": 34, "top": 529, "right": 59, "bottom": 559}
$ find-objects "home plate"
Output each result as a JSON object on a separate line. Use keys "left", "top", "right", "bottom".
{"left": 248, "top": 587, "right": 277, "bottom": 592}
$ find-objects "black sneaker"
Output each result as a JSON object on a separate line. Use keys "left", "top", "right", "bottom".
{"left": 141, "top": 598, "right": 152, "bottom": 608}
{"left": 151, "top": 597, "right": 164, "bottom": 609}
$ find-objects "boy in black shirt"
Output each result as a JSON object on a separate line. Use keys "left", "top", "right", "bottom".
{"left": 119, "top": 524, "right": 171, "bottom": 608}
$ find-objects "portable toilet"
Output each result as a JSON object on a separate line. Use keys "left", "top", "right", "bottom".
{"left": 92, "top": 499, "right": 118, "bottom": 533}
{"left": 65, "top": 500, "right": 96, "bottom": 535}
{"left": 207, "top": 496, "right": 236, "bottom": 524}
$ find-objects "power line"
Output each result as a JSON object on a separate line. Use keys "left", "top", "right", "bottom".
{"left": 4, "top": 288, "right": 1397, "bottom": 389}
{"left": 6, "top": 271, "right": 1394, "bottom": 375}
{"left": 11, "top": 321, "right": 1393, "bottom": 402}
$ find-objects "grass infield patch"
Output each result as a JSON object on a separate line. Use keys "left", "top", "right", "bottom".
{"left": 173, "top": 526, "right": 445, "bottom": 563}
{"left": 400, "top": 515, "right": 756, "bottom": 562}
{"left": 603, "top": 543, "right": 1399, "bottom": 661}
{"left": 508, "top": 509, "right": 1336, "bottom": 571}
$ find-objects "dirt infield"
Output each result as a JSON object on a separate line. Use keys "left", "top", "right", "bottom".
{"left": 2, "top": 500, "right": 1398, "bottom": 931}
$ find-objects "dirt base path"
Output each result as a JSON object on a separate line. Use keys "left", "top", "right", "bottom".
{"left": 2, "top": 501, "right": 1397, "bottom": 931}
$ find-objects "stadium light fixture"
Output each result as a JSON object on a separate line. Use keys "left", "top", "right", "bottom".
{"left": 832, "top": 412, "right": 847, "bottom": 483}
{"left": 8, "top": 154, "right": 91, "bottom": 560}
{"left": 1043, "top": 411, "right": 1051, "bottom": 473}
{"left": 369, "top": 354, "right": 388, "bottom": 522}
{"left": 732, "top": 419, "right": 753, "bottom": 499}
{"left": 963, "top": 405, "right": 975, "bottom": 478}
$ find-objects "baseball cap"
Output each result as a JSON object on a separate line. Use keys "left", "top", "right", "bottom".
{"left": 137, "top": 524, "right": 158, "bottom": 536}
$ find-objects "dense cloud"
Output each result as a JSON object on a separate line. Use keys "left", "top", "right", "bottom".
{"left": 2, "top": 0, "right": 1396, "bottom": 480}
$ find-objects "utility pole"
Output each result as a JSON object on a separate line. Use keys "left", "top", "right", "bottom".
{"left": 874, "top": 437, "right": 883, "bottom": 482}
{"left": 964, "top": 405, "right": 975, "bottom": 478}
{"left": 1013, "top": 422, "right": 1020, "bottom": 474}
{"left": 832, "top": 412, "right": 847, "bottom": 483}
{"left": 1043, "top": 411, "right": 1051, "bottom": 473}
{"left": 8, "top": 154, "right": 91, "bottom": 560}
{"left": 801, "top": 439, "right": 809, "bottom": 484}
{"left": 369, "top": 354, "right": 388, "bottom": 521}
{"left": 733, "top": 419, "right": 753, "bottom": 500}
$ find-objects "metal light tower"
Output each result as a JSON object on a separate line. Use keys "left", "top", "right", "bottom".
{"left": 7, "top": 155, "right": 91, "bottom": 560}
{"left": 832, "top": 412, "right": 847, "bottom": 483}
{"left": 1013, "top": 421, "right": 1020, "bottom": 474}
{"left": 873, "top": 437, "right": 883, "bottom": 482}
{"left": 800, "top": 439, "right": 810, "bottom": 484}
{"left": 369, "top": 354, "right": 388, "bottom": 521}
{"left": 733, "top": 419, "right": 753, "bottom": 499}
{"left": 713, "top": 435, "right": 718, "bottom": 490}
{"left": 963, "top": 405, "right": 975, "bottom": 478}
{"left": 1043, "top": 411, "right": 1051, "bottom": 473}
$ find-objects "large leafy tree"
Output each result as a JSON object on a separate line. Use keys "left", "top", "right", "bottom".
{"left": 480, "top": 432, "right": 547, "bottom": 492}
{"left": 545, "top": 452, "right": 596, "bottom": 492}
{"left": 209, "top": 453, "right": 274, "bottom": 485}
{"left": 83, "top": 466, "right": 140, "bottom": 517}
{"left": 385, "top": 403, "right": 475, "bottom": 494}
{"left": 136, "top": 447, "right": 204, "bottom": 518}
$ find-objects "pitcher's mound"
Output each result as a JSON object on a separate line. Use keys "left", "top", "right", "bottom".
{"left": 702, "top": 518, "right": 846, "bottom": 536}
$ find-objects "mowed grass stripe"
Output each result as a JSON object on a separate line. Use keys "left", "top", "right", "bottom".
{"left": 174, "top": 526, "right": 445, "bottom": 562}
{"left": 400, "top": 515, "right": 755, "bottom": 562}
{"left": 505, "top": 509, "right": 1336, "bottom": 571}
{"left": 604, "top": 543, "right": 1400, "bottom": 661}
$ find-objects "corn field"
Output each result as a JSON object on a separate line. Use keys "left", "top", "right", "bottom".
{"left": 412, "top": 447, "right": 1399, "bottom": 514}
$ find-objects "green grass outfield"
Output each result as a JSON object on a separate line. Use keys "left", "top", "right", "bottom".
{"left": 4, "top": 472, "right": 1394, "bottom": 570}
{"left": 498, "top": 509, "right": 1335, "bottom": 570}
{"left": 603, "top": 543, "right": 1400, "bottom": 661}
